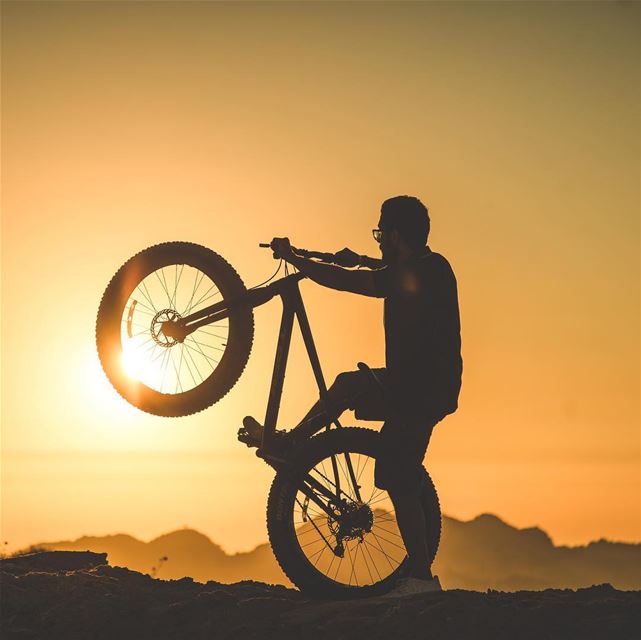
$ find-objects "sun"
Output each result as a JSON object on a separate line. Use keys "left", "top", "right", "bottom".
{"left": 81, "top": 345, "right": 132, "bottom": 414}
{"left": 120, "top": 339, "right": 161, "bottom": 387}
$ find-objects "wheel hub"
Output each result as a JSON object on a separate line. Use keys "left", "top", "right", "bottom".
{"left": 151, "top": 309, "right": 183, "bottom": 346}
{"left": 328, "top": 501, "right": 374, "bottom": 542}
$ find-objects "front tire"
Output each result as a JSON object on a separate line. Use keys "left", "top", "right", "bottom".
{"left": 267, "top": 428, "right": 441, "bottom": 598}
{"left": 96, "top": 242, "right": 254, "bottom": 417}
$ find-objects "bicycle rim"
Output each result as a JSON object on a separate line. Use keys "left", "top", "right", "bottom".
{"left": 119, "top": 263, "right": 229, "bottom": 395}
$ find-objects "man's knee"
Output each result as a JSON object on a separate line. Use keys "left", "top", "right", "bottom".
{"left": 331, "top": 370, "right": 364, "bottom": 396}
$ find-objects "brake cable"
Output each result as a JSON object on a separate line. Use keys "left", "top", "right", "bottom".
{"left": 249, "top": 259, "right": 284, "bottom": 290}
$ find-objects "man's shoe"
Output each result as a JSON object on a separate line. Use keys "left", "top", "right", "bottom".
{"left": 237, "top": 416, "right": 265, "bottom": 446}
{"left": 383, "top": 575, "right": 442, "bottom": 598}
{"left": 237, "top": 416, "right": 296, "bottom": 454}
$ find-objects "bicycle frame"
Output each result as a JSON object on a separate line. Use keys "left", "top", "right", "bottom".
{"left": 177, "top": 270, "right": 364, "bottom": 520}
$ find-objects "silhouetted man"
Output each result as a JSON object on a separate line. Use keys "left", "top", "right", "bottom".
{"left": 246, "top": 195, "right": 462, "bottom": 594}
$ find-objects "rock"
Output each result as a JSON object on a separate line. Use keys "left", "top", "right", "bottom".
{"left": 1, "top": 551, "right": 108, "bottom": 575}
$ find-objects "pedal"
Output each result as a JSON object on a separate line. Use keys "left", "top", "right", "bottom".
{"left": 237, "top": 427, "right": 259, "bottom": 448}
{"left": 237, "top": 416, "right": 264, "bottom": 448}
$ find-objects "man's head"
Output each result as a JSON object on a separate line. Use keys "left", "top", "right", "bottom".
{"left": 375, "top": 195, "right": 430, "bottom": 264}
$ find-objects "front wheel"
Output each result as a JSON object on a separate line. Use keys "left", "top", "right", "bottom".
{"left": 96, "top": 242, "right": 254, "bottom": 417}
{"left": 266, "top": 428, "right": 441, "bottom": 598}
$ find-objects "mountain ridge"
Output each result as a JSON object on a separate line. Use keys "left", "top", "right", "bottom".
{"left": 33, "top": 512, "right": 641, "bottom": 591}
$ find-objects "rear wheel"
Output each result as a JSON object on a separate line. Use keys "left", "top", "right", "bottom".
{"left": 266, "top": 428, "right": 441, "bottom": 598}
{"left": 96, "top": 242, "right": 254, "bottom": 417}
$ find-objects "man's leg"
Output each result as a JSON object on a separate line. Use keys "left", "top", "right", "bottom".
{"left": 375, "top": 418, "right": 436, "bottom": 580}
{"left": 290, "top": 369, "right": 372, "bottom": 439}
{"left": 388, "top": 486, "right": 432, "bottom": 580}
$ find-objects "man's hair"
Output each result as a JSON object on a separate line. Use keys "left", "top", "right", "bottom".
{"left": 380, "top": 195, "right": 430, "bottom": 249}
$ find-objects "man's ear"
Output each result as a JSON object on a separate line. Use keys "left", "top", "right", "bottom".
{"left": 389, "top": 228, "right": 400, "bottom": 245}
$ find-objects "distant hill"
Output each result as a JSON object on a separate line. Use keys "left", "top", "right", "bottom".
{"left": 38, "top": 529, "right": 283, "bottom": 585}
{"left": 37, "top": 513, "right": 641, "bottom": 591}
{"left": 433, "top": 514, "right": 640, "bottom": 591}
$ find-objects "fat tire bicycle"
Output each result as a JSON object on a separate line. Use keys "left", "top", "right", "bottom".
{"left": 96, "top": 241, "right": 441, "bottom": 598}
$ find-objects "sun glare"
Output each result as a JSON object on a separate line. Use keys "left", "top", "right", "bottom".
{"left": 121, "top": 341, "right": 155, "bottom": 385}
{"left": 82, "top": 346, "right": 132, "bottom": 416}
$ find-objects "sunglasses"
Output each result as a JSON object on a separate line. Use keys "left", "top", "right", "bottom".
{"left": 372, "top": 228, "right": 384, "bottom": 242}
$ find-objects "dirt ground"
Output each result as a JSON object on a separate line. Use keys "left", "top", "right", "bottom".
{"left": 2, "top": 551, "right": 639, "bottom": 640}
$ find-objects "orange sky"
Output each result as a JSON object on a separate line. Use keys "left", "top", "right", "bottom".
{"left": 1, "top": 0, "right": 639, "bottom": 553}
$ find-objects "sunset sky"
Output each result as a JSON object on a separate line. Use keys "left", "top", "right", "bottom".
{"left": 1, "top": 0, "right": 639, "bottom": 554}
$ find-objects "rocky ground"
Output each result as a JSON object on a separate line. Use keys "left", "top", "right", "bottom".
{"left": 1, "top": 551, "right": 639, "bottom": 640}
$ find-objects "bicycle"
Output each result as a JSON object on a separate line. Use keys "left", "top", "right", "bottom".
{"left": 95, "top": 241, "right": 441, "bottom": 598}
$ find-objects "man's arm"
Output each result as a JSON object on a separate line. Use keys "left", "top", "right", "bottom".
{"left": 272, "top": 238, "right": 382, "bottom": 297}
{"left": 333, "top": 247, "right": 384, "bottom": 270}
{"left": 359, "top": 254, "right": 385, "bottom": 269}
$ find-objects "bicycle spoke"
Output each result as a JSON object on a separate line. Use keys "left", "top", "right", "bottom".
{"left": 371, "top": 522, "right": 403, "bottom": 538}
{"left": 170, "top": 264, "right": 178, "bottom": 309}
{"left": 364, "top": 537, "right": 398, "bottom": 571}
{"left": 159, "top": 348, "right": 172, "bottom": 393}
{"left": 311, "top": 544, "right": 329, "bottom": 568}
{"left": 309, "top": 466, "right": 354, "bottom": 504}
{"left": 189, "top": 282, "right": 220, "bottom": 311}
{"left": 127, "top": 299, "right": 156, "bottom": 316}
{"left": 182, "top": 342, "right": 204, "bottom": 382}
{"left": 179, "top": 344, "right": 198, "bottom": 387}
{"left": 362, "top": 538, "right": 383, "bottom": 582}
{"left": 294, "top": 447, "right": 409, "bottom": 590}
{"left": 368, "top": 494, "right": 395, "bottom": 507}
{"left": 170, "top": 347, "right": 184, "bottom": 394}
{"left": 139, "top": 280, "right": 158, "bottom": 313}
{"left": 154, "top": 269, "right": 172, "bottom": 305}
{"left": 300, "top": 536, "right": 326, "bottom": 550}
{"left": 174, "top": 352, "right": 183, "bottom": 393}
{"left": 193, "top": 329, "right": 228, "bottom": 340}
{"left": 358, "top": 542, "right": 374, "bottom": 584}
{"left": 357, "top": 455, "right": 372, "bottom": 486}
{"left": 189, "top": 337, "right": 225, "bottom": 353}
{"left": 367, "top": 529, "right": 406, "bottom": 552}
{"left": 345, "top": 539, "right": 357, "bottom": 586}
{"left": 313, "top": 452, "right": 364, "bottom": 503}
{"left": 184, "top": 338, "right": 218, "bottom": 368}
{"left": 130, "top": 328, "right": 152, "bottom": 339}
{"left": 326, "top": 546, "right": 338, "bottom": 579}
{"left": 160, "top": 268, "right": 173, "bottom": 307}
{"left": 183, "top": 270, "right": 206, "bottom": 315}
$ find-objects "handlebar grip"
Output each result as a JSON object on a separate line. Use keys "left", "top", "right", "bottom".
{"left": 259, "top": 242, "right": 339, "bottom": 264}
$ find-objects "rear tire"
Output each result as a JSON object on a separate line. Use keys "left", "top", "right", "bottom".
{"left": 266, "top": 428, "right": 441, "bottom": 598}
{"left": 96, "top": 242, "right": 254, "bottom": 417}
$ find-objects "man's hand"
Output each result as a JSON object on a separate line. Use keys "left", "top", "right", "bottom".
{"left": 271, "top": 237, "right": 294, "bottom": 261}
{"left": 268, "top": 238, "right": 379, "bottom": 297}
{"left": 333, "top": 247, "right": 361, "bottom": 268}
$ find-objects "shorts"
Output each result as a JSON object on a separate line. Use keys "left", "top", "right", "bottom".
{"left": 349, "top": 367, "right": 389, "bottom": 421}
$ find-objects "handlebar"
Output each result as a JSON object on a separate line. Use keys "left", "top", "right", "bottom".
{"left": 259, "top": 242, "right": 340, "bottom": 265}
